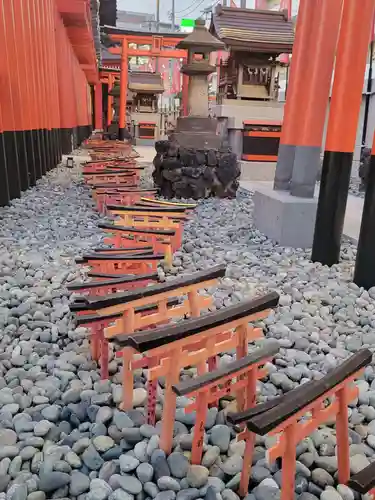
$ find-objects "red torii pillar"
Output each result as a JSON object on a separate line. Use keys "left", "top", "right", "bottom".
{"left": 273, "top": 0, "right": 316, "bottom": 191}
{"left": 312, "top": 0, "right": 375, "bottom": 265}
{"left": 289, "top": 0, "right": 343, "bottom": 198}
{"left": 118, "top": 38, "right": 129, "bottom": 141}
{"left": 107, "top": 74, "right": 114, "bottom": 127}
{"left": 94, "top": 82, "right": 103, "bottom": 131}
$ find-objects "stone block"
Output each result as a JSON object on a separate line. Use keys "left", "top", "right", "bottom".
{"left": 253, "top": 187, "right": 318, "bottom": 248}
{"left": 176, "top": 116, "right": 218, "bottom": 134}
{"left": 134, "top": 138, "right": 155, "bottom": 147}
{"left": 240, "top": 161, "right": 276, "bottom": 182}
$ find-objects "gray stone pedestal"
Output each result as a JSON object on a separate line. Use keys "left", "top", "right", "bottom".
{"left": 253, "top": 187, "right": 318, "bottom": 248}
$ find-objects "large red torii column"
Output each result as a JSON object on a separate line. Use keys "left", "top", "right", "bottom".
{"left": 118, "top": 38, "right": 129, "bottom": 141}
{"left": 312, "top": 0, "right": 375, "bottom": 265}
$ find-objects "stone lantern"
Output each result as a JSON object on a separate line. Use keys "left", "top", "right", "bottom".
{"left": 153, "top": 19, "right": 241, "bottom": 199}
{"left": 172, "top": 19, "right": 225, "bottom": 149}
{"left": 177, "top": 19, "right": 224, "bottom": 117}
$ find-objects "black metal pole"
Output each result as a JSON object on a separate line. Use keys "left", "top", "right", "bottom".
{"left": 285, "top": 64, "right": 289, "bottom": 100}
{"left": 361, "top": 40, "right": 374, "bottom": 153}
{"left": 354, "top": 149, "right": 375, "bottom": 288}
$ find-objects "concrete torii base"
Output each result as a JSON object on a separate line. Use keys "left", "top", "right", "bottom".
{"left": 240, "top": 161, "right": 277, "bottom": 182}
{"left": 253, "top": 187, "right": 318, "bottom": 248}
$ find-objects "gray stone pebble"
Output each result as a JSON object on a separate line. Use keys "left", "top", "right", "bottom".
{"left": 167, "top": 452, "right": 189, "bottom": 479}
{"left": 69, "top": 471, "right": 90, "bottom": 496}
{"left": 27, "top": 493, "right": 46, "bottom": 500}
{"left": 120, "top": 455, "right": 140, "bottom": 473}
{"left": 320, "top": 489, "right": 343, "bottom": 500}
{"left": 187, "top": 466, "right": 209, "bottom": 488}
{"left": 144, "top": 482, "right": 160, "bottom": 499}
{"left": 82, "top": 445, "right": 104, "bottom": 471}
{"left": 136, "top": 463, "right": 154, "bottom": 484}
{"left": 176, "top": 489, "right": 200, "bottom": 500}
{"left": 158, "top": 478, "right": 181, "bottom": 492}
{"left": 219, "top": 455, "right": 243, "bottom": 476}
{"left": 38, "top": 472, "right": 71, "bottom": 493}
{"left": 116, "top": 475, "right": 142, "bottom": 495}
{"left": 151, "top": 451, "right": 170, "bottom": 481}
{"left": 0, "top": 430, "right": 17, "bottom": 447}
{"left": 210, "top": 426, "right": 230, "bottom": 453}
{"left": 155, "top": 491, "right": 176, "bottom": 500}
{"left": 109, "top": 491, "right": 134, "bottom": 500}
{"left": 87, "top": 478, "right": 112, "bottom": 500}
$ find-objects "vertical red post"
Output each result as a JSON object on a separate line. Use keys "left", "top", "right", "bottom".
{"left": 8, "top": 0, "right": 30, "bottom": 190}
{"left": 12, "top": 0, "right": 34, "bottom": 190}
{"left": 273, "top": 0, "right": 316, "bottom": 191}
{"left": 312, "top": 0, "right": 375, "bottom": 265}
{"left": 280, "top": 425, "right": 297, "bottom": 500}
{"left": 47, "top": 0, "right": 61, "bottom": 165}
{"left": 336, "top": 387, "right": 350, "bottom": 484}
{"left": 119, "top": 38, "right": 129, "bottom": 140}
{"left": 44, "top": 0, "right": 55, "bottom": 167}
{"left": 15, "top": 0, "right": 37, "bottom": 186}
{"left": 33, "top": 0, "right": 48, "bottom": 174}
{"left": 108, "top": 74, "right": 114, "bottom": 127}
{"left": 290, "top": 0, "right": 343, "bottom": 198}
{"left": 0, "top": 0, "right": 21, "bottom": 198}
{"left": 95, "top": 83, "right": 103, "bottom": 130}
{"left": 0, "top": 99, "right": 10, "bottom": 206}
{"left": 70, "top": 48, "right": 79, "bottom": 148}
{"left": 41, "top": 0, "right": 54, "bottom": 170}
{"left": 26, "top": 0, "right": 44, "bottom": 179}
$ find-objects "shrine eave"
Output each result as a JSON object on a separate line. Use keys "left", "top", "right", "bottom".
{"left": 101, "top": 25, "right": 189, "bottom": 39}
{"left": 210, "top": 5, "right": 294, "bottom": 55}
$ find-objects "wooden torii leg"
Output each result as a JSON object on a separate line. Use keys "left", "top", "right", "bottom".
{"left": 147, "top": 355, "right": 159, "bottom": 426}
{"left": 238, "top": 368, "right": 259, "bottom": 496}
{"left": 121, "top": 348, "right": 134, "bottom": 411}
{"left": 336, "top": 386, "right": 350, "bottom": 484}
{"left": 160, "top": 348, "right": 180, "bottom": 454}
{"left": 280, "top": 425, "right": 297, "bottom": 500}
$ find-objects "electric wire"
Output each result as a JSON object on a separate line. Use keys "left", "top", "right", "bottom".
{"left": 174, "top": 0, "right": 206, "bottom": 15}
{"left": 177, "top": 0, "right": 217, "bottom": 19}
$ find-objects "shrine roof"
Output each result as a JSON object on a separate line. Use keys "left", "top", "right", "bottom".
{"left": 128, "top": 72, "right": 165, "bottom": 93}
{"left": 101, "top": 25, "right": 188, "bottom": 39}
{"left": 210, "top": 5, "right": 294, "bottom": 54}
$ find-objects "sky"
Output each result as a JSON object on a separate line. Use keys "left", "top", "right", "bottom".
{"left": 115, "top": 0, "right": 299, "bottom": 25}
{"left": 117, "top": 0, "right": 231, "bottom": 23}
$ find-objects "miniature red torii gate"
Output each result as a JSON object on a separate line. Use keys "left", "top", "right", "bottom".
{"left": 100, "top": 67, "right": 120, "bottom": 128}
{"left": 107, "top": 32, "right": 189, "bottom": 140}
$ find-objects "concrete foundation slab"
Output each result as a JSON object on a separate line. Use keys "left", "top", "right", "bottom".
{"left": 135, "top": 138, "right": 156, "bottom": 147}
{"left": 253, "top": 187, "right": 318, "bottom": 248}
{"left": 240, "top": 161, "right": 276, "bottom": 181}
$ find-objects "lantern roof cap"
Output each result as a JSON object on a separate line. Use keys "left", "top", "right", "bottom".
{"left": 176, "top": 18, "right": 225, "bottom": 51}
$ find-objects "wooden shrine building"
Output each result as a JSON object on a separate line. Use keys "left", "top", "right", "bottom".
{"left": 109, "top": 71, "right": 165, "bottom": 143}
{"left": 210, "top": 5, "right": 294, "bottom": 179}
